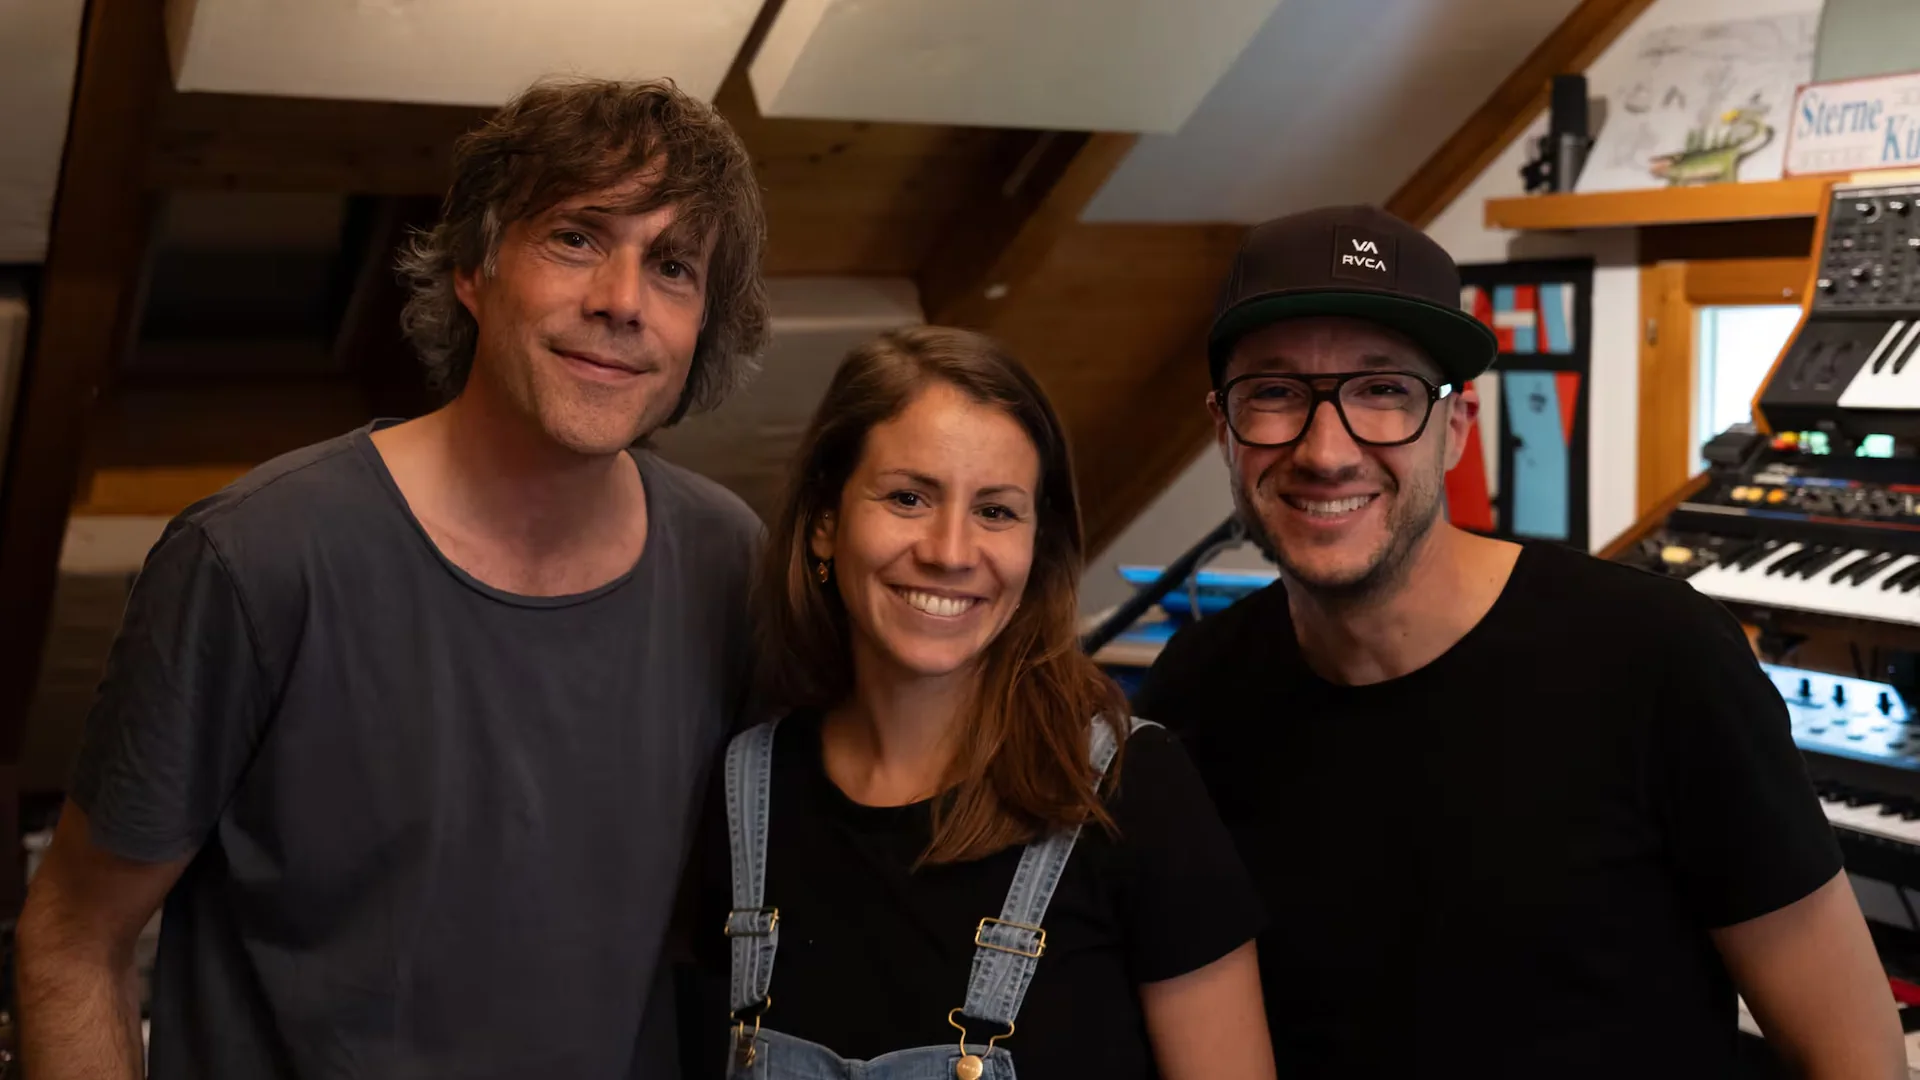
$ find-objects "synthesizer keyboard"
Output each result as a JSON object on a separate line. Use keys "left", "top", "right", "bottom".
{"left": 1613, "top": 439, "right": 1920, "bottom": 641}
{"left": 1763, "top": 181, "right": 1920, "bottom": 442}
{"left": 1686, "top": 541, "right": 1920, "bottom": 628}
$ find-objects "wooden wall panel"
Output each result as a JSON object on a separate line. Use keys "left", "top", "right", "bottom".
{"left": 149, "top": 69, "right": 1027, "bottom": 279}
{"left": 979, "top": 223, "right": 1247, "bottom": 553}
{"left": 1636, "top": 263, "right": 1695, "bottom": 517}
{"left": 149, "top": 92, "right": 485, "bottom": 194}
{"left": 714, "top": 73, "right": 1026, "bottom": 276}
{"left": 82, "top": 378, "right": 375, "bottom": 472}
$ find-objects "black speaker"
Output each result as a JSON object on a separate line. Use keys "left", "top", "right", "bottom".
{"left": 1522, "top": 74, "right": 1594, "bottom": 193}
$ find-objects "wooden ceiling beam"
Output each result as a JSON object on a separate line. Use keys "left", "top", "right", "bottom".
{"left": 0, "top": 0, "right": 171, "bottom": 910}
{"left": 917, "top": 130, "right": 1138, "bottom": 327}
{"left": 1384, "top": 0, "right": 1659, "bottom": 228}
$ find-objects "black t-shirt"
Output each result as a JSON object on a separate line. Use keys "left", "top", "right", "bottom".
{"left": 679, "top": 712, "right": 1263, "bottom": 1080}
{"left": 69, "top": 423, "right": 763, "bottom": 1079}
{"left": 1132, "top": 541, "right": 1843, "bottom": 1079}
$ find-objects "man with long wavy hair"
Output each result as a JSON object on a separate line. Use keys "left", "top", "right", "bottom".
{"left": 18, "top": 77, "right": 771, "bottom": 1079}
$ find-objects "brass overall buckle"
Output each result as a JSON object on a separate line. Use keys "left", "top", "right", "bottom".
{"left": 946, "top": 1008, "right": 1014, "bottom": 1080}
{"left": 723, "top": 907, "right": 780, "bottom": 937}
{"left": 729, "top": 996, "right": 771, "bottom": 1071}
{"left": 973, "top": 916, "right": 1046, "bottom": 958}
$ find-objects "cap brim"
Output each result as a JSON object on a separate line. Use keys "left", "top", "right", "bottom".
{"left": 1209, "top": 290, "right": 1499, "bottom": 388}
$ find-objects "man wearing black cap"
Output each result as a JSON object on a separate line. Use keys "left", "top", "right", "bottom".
{"left": 1133, "top": 205, "right": 1904, "bottom": 1077}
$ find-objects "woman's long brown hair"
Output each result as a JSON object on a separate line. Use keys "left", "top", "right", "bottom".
{"left": 755, "top": 326, "right": 1130, "bottom": 865}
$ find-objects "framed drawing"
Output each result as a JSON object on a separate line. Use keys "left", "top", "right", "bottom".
{"left": 1449, "top": 258, "right": 1595, "bottom": 551}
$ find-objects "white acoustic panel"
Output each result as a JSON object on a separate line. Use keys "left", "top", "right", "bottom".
{"left": 164, "top": 0, "right": 764, "bottom": 106}
{"left": 0, "top": 0, "right": 87, "bottom": 262}
{"left": 748, "top": 0, "right": 1283, "bottom": 134}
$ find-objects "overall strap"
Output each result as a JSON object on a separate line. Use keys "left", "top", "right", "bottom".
{"left": 961, "top": 716, "right": 1158, "bottom": 1029}
{"left": 723, "top": 720, "right": 781, "bottom": 1017}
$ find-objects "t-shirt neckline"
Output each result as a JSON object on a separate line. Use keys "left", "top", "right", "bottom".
{"left": 351, "top": 418, "right": 655, "bottom": 610}
{"left": 1281, "top": 540, "right": 1544, "bottom": 695}
{"left": 792, "top": 711, "right": 941, "bottom": 832}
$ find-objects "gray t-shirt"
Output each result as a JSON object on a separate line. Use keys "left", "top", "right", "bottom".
{"left": 70, "top": 421, "right": 762, "bottom": 1079}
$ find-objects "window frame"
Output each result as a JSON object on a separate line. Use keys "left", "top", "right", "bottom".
{"left": 1635, "top": 257, "right": 1810, "bottom": 515}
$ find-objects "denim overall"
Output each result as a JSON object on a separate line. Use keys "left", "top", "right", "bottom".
{"left": 721, "top": 716, "right": 1152, "bottom": 1080}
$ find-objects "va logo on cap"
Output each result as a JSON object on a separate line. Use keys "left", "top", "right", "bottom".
{"left": 1346, "top": 239, "right": 1384, "bottom": 268}
{"left": 1332, "top": 226, "right": 1395, "bottom": 284}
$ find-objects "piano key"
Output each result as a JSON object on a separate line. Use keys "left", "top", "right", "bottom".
{"left": 1735, "top": 539, "right": 1787, "bottom": 572}
{"left": 1840, "top": 319, "right": 1920, "bottom": 410}
{"left": 1845, "top": 552, "right": 1901, "bottom": 585}
{"left": 1865, "top": 320, "right": 1908, "bottom": 375}
{"left": 1798, "top": 547, "right": 1852, "bottom": 578}
{"left": 1767, "top": 544, "right": 1820, "bottom": 576}
{"left": 1831, "top": 552, "right": 1878, "bottom": 583}
{"left": 1689, "top": 549, "right": 1920, "bottom": 627}
{"left": 1888, "top": 562, "right": 1920, "bottom": 591}
{"left": 1822, "top": 795, "right": 1920, "bottom": 846}
{"left": 1887, "top": 321, "right": 1920, "bottom": 374}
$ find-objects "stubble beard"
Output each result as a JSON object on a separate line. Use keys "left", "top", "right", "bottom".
{"left": 1232, "top": 458, "right": 1446, "bottom": 606}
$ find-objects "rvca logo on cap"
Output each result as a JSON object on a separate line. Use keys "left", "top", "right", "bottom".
{"left": 1332, "top": 226, "right": 1395, "bottom": 284}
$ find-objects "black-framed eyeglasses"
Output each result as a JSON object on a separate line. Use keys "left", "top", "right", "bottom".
{"left": 1211, "top": 371, "right": 1454, "bottom": 449}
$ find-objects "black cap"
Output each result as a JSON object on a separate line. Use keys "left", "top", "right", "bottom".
{"left": 1207, "top": 205, "right": 1497, "bottom": 388}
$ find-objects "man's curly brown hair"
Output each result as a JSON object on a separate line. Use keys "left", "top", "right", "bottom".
{"left": 398, "top": 76, "right": 770, "bottom": 425}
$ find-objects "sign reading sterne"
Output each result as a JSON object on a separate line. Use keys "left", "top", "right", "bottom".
{"left": 1786, "top": 71, "right": 1920, "bottom": 176}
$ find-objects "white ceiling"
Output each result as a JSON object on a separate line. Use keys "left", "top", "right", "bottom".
{"left": 164, "top": 0, "right": 764, "bottom": 105}
{"left": 0, "top": 0, "right": 87, "bottom": 262}
{"left": 1083, "top": 0, "right": 1584, "bottom": 223}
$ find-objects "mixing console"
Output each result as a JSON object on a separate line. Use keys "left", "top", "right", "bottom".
{"left": 1770, "top": 662, "right": 1916, "bottom": 775}
{"left": 1811, "top": 184, "right": 1920, "bottom": 315}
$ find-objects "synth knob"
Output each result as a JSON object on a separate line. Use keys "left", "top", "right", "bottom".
{"left": 1909, "top": 237, "right": 1920, "bottom": 249}
{"left": 1882, "top": 692, "right": 1896, "bottom": 716}
{"left": 1835, "top": 684, "right": 1848, "bottom": 706}
{"left": 1852, "top": 265, "right": 1870, "bottom": 280}
{"left": 1799, "top": 677, "right": 1813, "bottom": 699}
{"left": 1818, "top": 277, "right": 1836, "bottom": 291}
{"left": 1896, "top": 200, "right": 1912, "bottom": 214}
{"left": 1858, "top": 200, "right": 1880, "bottom": 218}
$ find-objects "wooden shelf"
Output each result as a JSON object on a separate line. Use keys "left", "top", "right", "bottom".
{"left": 1485, "top": 177, "right": 1836, "bottom": 231}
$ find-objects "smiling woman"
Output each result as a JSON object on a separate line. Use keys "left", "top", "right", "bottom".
{"left": 675, "top": 326, "right": 1275, "bottom": 1080}
{"left": 756, "top": 325, "right": 1124, "bottom": 861}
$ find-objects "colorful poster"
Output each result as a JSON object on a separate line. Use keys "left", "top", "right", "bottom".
{"left": 1540, "top": 283, "right": 1575, "bottom": 354}
{"left": 1504, "top": 371, "right": 1574, "bottom": 541}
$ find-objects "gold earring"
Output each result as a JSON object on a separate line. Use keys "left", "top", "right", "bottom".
{"left": 815, "top": 559, "right": 831, "bottom": 584}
